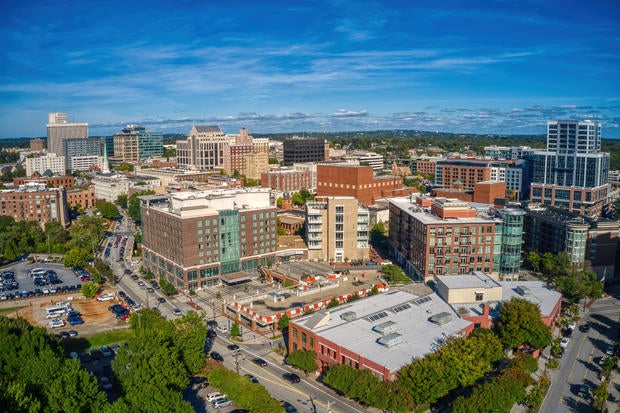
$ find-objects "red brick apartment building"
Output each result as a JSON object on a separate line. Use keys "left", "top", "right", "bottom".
{"left": 0, "top": 183, "right": 68, "bottom": 227}
{"left": 388, "top": 197, "right": 499, "bottom": 282}
{"left": 14, "top": 175, "right": 75, "bottom": 189}
{"left": 261, "top": 168, "right": 312, "bottom": 193}
{"left": 317, "top": 164, "right": 410, "bottom": 206}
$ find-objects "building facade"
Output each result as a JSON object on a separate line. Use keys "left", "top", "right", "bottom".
{"left": 317, "top": 164, "right": 407, "bottom": 206}
{"left": 140, "top": 189, "right": 277, "bottom": 291}
{"left": 63, "top": 137, "right": 105, "bottom": 171}
{"left": 30, "top": 138, "right": 45, "bottom": 152}
{"left": 66, "top": 187, "right": 96, "bottom": 210}
{"left": 112, "top": 125, "right": 163, "bottom": 163}
{"left": 14, "top": 175, "right": 75, "bottom": 188}
{"left": 0, "top": 183, "right": 68, "bottom": 227}
{"left": 530, "top": 120, "right": 610, "bottom": 216}
{"left": 305, "top": 196, "right": 369, "bottom": 263}
{"left": 46, "top": 112, "right": 88, "bottom": 156}
{"left": 176, "top": 126, "right": 229, "bottom": 170}
{"left": 261, "top": 168, "right": 313, "bottom": 193}
{"left": 92, "top": 174, "right": 131, "bottom": 202}
{"left": 25, "top": 154, "right": 66, "bottom": 176}
{"left": 343, "top": 151, "right": 384, "bottom": 171}
{"left": 524, "top": 204, "right": 618, "bottom": 278}
{"left": 283, "top": 137, "right": 327, "bottom": 165}
{"left": 389, "top": 197, "right": 506, "bottom": 282}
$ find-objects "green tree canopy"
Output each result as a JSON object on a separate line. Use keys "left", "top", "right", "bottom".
{"left": 286, "top": 350, "right": 319, "bottom": 375}
{"left": 96, "top": 200, "right": 119, "bottom": 220}
{"left": 497, "top": 297, "right": 552, "bottom": 349}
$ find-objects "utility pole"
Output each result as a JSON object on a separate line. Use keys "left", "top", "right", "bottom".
{"left": 326, "top": 400, "right": 335, "bottom": 413}
{"left": 233, "top": 350, "right": 241, "bottom": 375}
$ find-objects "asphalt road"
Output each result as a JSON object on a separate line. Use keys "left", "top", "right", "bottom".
{"left": 541, "top": 289, "right": 620, "bottom": 413}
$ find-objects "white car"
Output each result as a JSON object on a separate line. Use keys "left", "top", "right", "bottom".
{"left": 567, "top": 321, "right": 577, "bottom": 330}
{"left": 560, "top": 337, "right": 570, "bottom": 348}
{"left": 213, "top": 399, "right": 232, "bottom": 409}
{"left": 206, "top": 392, "right": 223, "bottom": 402}
{"left": 216, "top": 325, "right": 228, "bottom": 333}
{"left": 97, "top": 293, "right": 114, "bottom": 302}
{"left": 171, "top": 308, "right": 183, "bottom": 316}
{"left": 49, "top": 319, "right": 65, "bottom": 328}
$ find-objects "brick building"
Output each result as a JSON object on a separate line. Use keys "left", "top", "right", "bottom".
{"left": 30, "top": 138, "right": 45, "bottom": 152}
{"left": 140, "top": 189, "right": 277, "bottom": 291}
{"left": 388, "top": 197, "right": 502, "bottom": 281}
{"left": 66, "top": 187, "right": 96, "bottom": 210}
{"left": 0, "top": 183, "right": 68, "bottom": 227}
{"left": 261, "top": 168, "right": 313, "bottom": 193}
{"left": 317, "top": 164, "right": 408, "bottom": 206}
{"left": 288, "top": 290, "right": 472, "bottom": 381}
{"left": 473, "top": 181, "right": 506, "bottom": 204}
{"left": 14, "top": 175, "right": 75, "bottom": 189}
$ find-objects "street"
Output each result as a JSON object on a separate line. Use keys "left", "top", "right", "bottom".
{"left": 541, "top": 287, "right": 620, "bottom": 413}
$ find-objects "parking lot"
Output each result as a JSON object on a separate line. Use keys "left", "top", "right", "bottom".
{"left": 0, "top": 260, "right": 87, "bottom": 301}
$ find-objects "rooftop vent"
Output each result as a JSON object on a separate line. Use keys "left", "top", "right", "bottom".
{"left": 516, "top": 285, "right": 531, "bottom": 296}
{"left": 377, "top": 333, "right": 402, "bottom": 348}
{"left": 373, "top": 320, "right": 397, "bottom": 335}
{"left": 429, "top": 312, "right": 452, "bottom": 326}
{"left": 340, "top": 311, "right": 357, "bottom": 322}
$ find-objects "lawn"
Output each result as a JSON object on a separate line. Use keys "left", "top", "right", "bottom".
{"left": 62, "top": 328, "right": 134, "bottom": 354}
{"left": 0, "top": 305, "right": 26, "bottom": 315}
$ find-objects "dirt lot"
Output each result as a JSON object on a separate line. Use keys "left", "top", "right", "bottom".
{"left": 1, "top": 293, "right": 130, "bottom": 336}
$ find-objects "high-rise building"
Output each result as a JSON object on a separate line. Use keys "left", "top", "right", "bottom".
{"left": 176, "top": 126, "right": 229, "bottom": 170}
{"left": 530, "top": 120, "right": 610, "bottom": 216}
{"left": 222, "top": 128, "right": 270, "bottom": 178}
{"left": 46, "top": 113, "right": 88, "bottom": 156}
{"left": 305, "top": 196, "right": 369, "bottom": 263}
{"left": 140, "top": 189, "right": 277, "bottom": 291}
{"left": 112, "top": 125, "right": 163, "bottom": 162}
{"left": 63, "top": 137, "right": 105, "bottom": 171}
{"left": 492, "top": 207, "right": 525, "bottom": 280}
{"left": 30, "top": 138, "right": 45, "bottom": 152}
{"left": 283, "top": 137, "right": 327, "bottom": 165}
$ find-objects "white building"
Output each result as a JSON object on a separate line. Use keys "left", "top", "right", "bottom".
{"left": 25, "top": 154, "right": 66, "bottom": 176}
{"left": 92, "top": 174, "right": 130, "bottom": 202}
{"left": 69, "top": 155, "right": 104, "bottom": 173}
{"left": 46, "top": 112, "right": 88, "bottom": 156}
{"left": 176, "top": 126, "right": 230, "bottom": 170}
{"left": 344, "top": 151, "right": 384, "bottom": 171}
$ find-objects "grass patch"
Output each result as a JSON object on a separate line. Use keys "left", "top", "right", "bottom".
{"left": 61, "top": 327, "right": 134, "bottom": 354}
{"left": 0, "top": 306, "right": 26, "bottom": 315}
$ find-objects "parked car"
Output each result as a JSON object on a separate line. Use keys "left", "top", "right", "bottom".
{"left": 171, "top": 308, "right": 182, "bottom": 316}
{"left": 49, "top": 319, "right": 65, "bottom": 328}
{"left": 213, "top": 399, "right": 232, "bottom": 409}
{"left": 206, "top": 392, "right": 223, "bottom": 402}
{"left": 157, "top": 297, "right": 166, "bottom": 304}
{"left": 560, "top": 337, "right": 570, "bottom": 348}
{"left": 68, "top": 330, "right": 78, "bottom": 337}
{"left": 210, "top": 351, "right": 224, "bottom": 362}
{"left": 605, "top": 345, "right": 615, "bottom": 356}
{"left": 100, "top": 346, "right": 113, "bottom": 357}
{"left": 79, "top": 353, "right": 92, "bottom": 363}
{"left": 99, "top": 376, "right": 113, "bottom": 390}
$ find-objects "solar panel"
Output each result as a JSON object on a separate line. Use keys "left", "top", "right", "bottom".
{"left": 368, "top": 311, "right": 389, "bottom": 322}
{"left": 392, "top": 303, "right": 412, "bottom": 313}
{"left": 415, "top": 296, "right": 432, "bottom": 305}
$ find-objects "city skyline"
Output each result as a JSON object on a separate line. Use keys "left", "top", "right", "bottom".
{"left": 1, "top": 0, "right": 619, "bottom": 139}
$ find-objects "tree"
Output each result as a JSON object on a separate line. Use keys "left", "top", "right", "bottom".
{"left": 172, "top": 311, "right": 207, "bottom": 374}
{"left": 592, "top": 381, "right": 608, "bottom": 411}
{"left": 160, "top": 276, "right": 177, "bottom": 296}
{"left": 230, "top": 322, "right": 240, "bottom": 338}
{"left": 115, "top": 162, "right": 134, "bottom": 172}
{"left": 81, "top": 281, "right": 100, "bottom": 298}
{"left": 128, "top": 190, "right": 155, "bottom": 223}
{"left": 208, "top": 367, "right": 283, "bottom": 412}
{"left": 497, "top": 297, "right": 552, "bottom": 349}
{"left": 64, "top": 247, "right": 91, "bottom": 268}
{"left": 285, "top": 350, "right": 319, "bottom": 375}
{"left": 527, "top": 251, "right": 541, "bottom": 272}
{"left": 96, "top": 200, "right": 119, "bottom": 220}
{"left": 278, "top": 314, "right": 289, "bottom": 331}
{"left": 381, "top": 264, "right": 410, "bottom": 284}
{"left": 327, "top": 298, "right": 340, "bottom": 308}
{"left": 116, "top": 194, "right": 128, "bottom": 209}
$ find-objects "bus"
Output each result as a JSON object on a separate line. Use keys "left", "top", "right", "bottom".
{"left": 46, "top": 306, "right": 68, "bottom": 319}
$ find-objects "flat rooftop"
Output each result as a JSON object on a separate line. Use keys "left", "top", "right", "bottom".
{"left": 436, "top": 272, "right": 501, "bottom": 289}
{"left": 291, "top": 290, "right": 471, "bottom": 373}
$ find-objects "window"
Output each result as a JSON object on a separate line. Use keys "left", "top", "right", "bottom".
{"left": 291, "top": 328, "right": 297, "bottom": 338}
{"left": 475, "top": 292, "right": 484, "bottom": 301}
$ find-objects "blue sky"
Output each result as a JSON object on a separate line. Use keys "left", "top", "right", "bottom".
{"left": 1, "top": 0, "right": 619, "bottom": 138}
